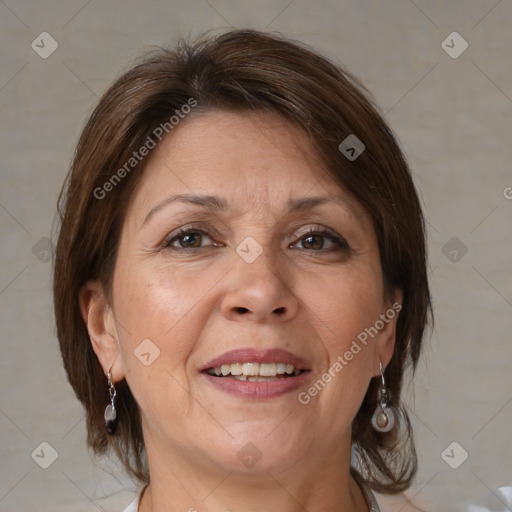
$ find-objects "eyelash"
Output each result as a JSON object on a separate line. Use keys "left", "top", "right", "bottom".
{"left": 161, "top": 225, "right": 350, "bottom": 253}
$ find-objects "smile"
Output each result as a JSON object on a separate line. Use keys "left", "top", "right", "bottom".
{"left": 201, "top": 348, "right": 311, "bottom": 399}
{"left": 206, "top": 362, "right": 304, "bottom": 380}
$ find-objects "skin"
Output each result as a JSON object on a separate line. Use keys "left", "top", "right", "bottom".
{"left": 80, "top": 111, "right": 402, "bottom": 512}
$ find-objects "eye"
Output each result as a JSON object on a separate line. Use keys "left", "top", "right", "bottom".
{"left": 292, "top": 228, "right": 349, "bottom": 252}
{"left": 161, "top": 225, "right": 348, "bottom": 253}
{"left": 162, "top": 227, "right": 221, "bottom": 250}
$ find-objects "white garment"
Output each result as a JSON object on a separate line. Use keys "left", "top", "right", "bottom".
{"left": 120, "top": 481, "right": 381, "bottom": 512}
{"left": 466, "top": 486, "right": 512, "bottom": 511}
{"left": 122, "top": 486, "right": 145, "bottom": 512}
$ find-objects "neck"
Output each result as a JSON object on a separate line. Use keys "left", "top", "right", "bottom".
{"left": 138, "top": 434, "right": 368, "bottom": 512}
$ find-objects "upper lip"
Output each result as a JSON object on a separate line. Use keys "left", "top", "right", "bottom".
{"left": 200, "top": 348, "right": 310, "bottom": 372}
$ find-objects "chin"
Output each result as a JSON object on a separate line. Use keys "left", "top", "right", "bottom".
{"left": 215, "top": 424, "right": 311, "bottom": 476}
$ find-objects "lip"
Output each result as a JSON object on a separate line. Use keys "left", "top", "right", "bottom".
{"left": 200, "top": 348, "right": 311, "bottom": 400}
{"left": 202, "top": 371, "right": 310, "bottom": 399}
{"left": 200, "top": 348, "right": 310, "bottom": 372}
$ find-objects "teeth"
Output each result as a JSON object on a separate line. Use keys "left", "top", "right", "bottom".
{"left": 242, "top": 362, "right": 260, "bottom": 376}
{"left": 208, "top": 362, "right": 302, "bottom": 377}
{"left": 230, "top": 363, "right": 243, "bottom": 375}
{"left": 259, "top": 362, "right": 277, "bottom": 376}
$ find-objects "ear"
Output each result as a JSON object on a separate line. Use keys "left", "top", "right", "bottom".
{"left": 372, "top": 289, "right": 403, "bottom": 375}
{"left": 79, "top": 281, "right": 125, "bottom": 382}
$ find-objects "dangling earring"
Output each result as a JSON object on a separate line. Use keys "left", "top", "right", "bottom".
{"left": 104, "top": 364, "right": 118, "bottom": 434}
{"left": 371, "top": 362, "right": 395, "bottom": 433}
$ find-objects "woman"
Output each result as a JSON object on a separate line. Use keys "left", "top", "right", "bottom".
{"left": 53, "top": 29, "right": 432, "bottom": 512}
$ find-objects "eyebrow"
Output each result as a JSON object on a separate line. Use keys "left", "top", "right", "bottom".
{"left": 142, "top": 193, "right": 359, "bottom": 227}
{"left": 142, "top": 194, "right": 227, "bottom": 226}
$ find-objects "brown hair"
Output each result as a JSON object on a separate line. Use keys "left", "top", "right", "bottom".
{"left": 53, "top": 29, "right": 432, "bottom": 493}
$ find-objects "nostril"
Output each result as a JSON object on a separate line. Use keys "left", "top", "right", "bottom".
{"left": 235, "top": 307, "right": 249, "bottom": 314}
{"left": 273, "top": 307, "right": 286, "bottom": 315}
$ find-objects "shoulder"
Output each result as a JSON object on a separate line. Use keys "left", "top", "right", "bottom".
{"left": 374, "top": 492, "right": 425, "bottom": 512}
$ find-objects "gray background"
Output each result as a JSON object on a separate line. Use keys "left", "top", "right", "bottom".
{"left": 1, "top": 1, "right": 511, "bottom": 511}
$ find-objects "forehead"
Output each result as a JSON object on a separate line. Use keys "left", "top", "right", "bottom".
{"left": 128, "top": 110, "right": 366, "bottom": 222}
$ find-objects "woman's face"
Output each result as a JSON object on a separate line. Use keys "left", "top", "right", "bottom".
{"left": 96, "top": 111, "right": 398, "bottom": 475}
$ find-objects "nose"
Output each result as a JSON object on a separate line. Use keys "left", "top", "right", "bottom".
{"left": 220, "top": 254, "right": 299, "bottom": 323}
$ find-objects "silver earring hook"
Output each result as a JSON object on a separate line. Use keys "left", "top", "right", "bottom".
{"left": 379, "top": 362, "right": 386, "bottom": 387}
{"left": 372, "top": 362, "right": 396, "bottom": 433}
{"left": 107, "top": 364, "right": 116, "bottom": 405}
{"left": 104, "top": 363, "right": 118, "bottom": 434}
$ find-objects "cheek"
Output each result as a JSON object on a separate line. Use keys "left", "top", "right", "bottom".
{"left": 111, "top": 265, "right": 216, "bottom": 422}
{"left": 296, "top": 264, "right": 383, "bottom": 419}
{"left": 301, "top": 264, "right": 384, "bottom": 352}
{"left": 112, "top": 261, "right": 219, "bottom": 365}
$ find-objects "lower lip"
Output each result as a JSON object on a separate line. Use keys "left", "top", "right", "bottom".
{"left": 202, "top": 372, "right": 310, "bottom": 399}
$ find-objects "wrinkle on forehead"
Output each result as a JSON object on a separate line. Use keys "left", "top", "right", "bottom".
{"left": 128, "top": 109, "right": 364, "bottom": 233}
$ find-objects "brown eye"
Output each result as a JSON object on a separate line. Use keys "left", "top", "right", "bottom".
{"left": 302, "top": 234, "right": 325, "bottom": 250}
{"left": 178, "top": 232, "right": 203, "bottom": 248}
{"left": 163, "top": 228, "right": 219, "bottom": 250}
{"left": 293, "top": 228, "right": 349, "bottom": 252}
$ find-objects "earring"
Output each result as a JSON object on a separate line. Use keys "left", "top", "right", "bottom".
{"left": 371, "top": 362, "right": 395, "bottom": 433}
{"left": 104, "top": 364, "right": 118, "bottom": 434}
